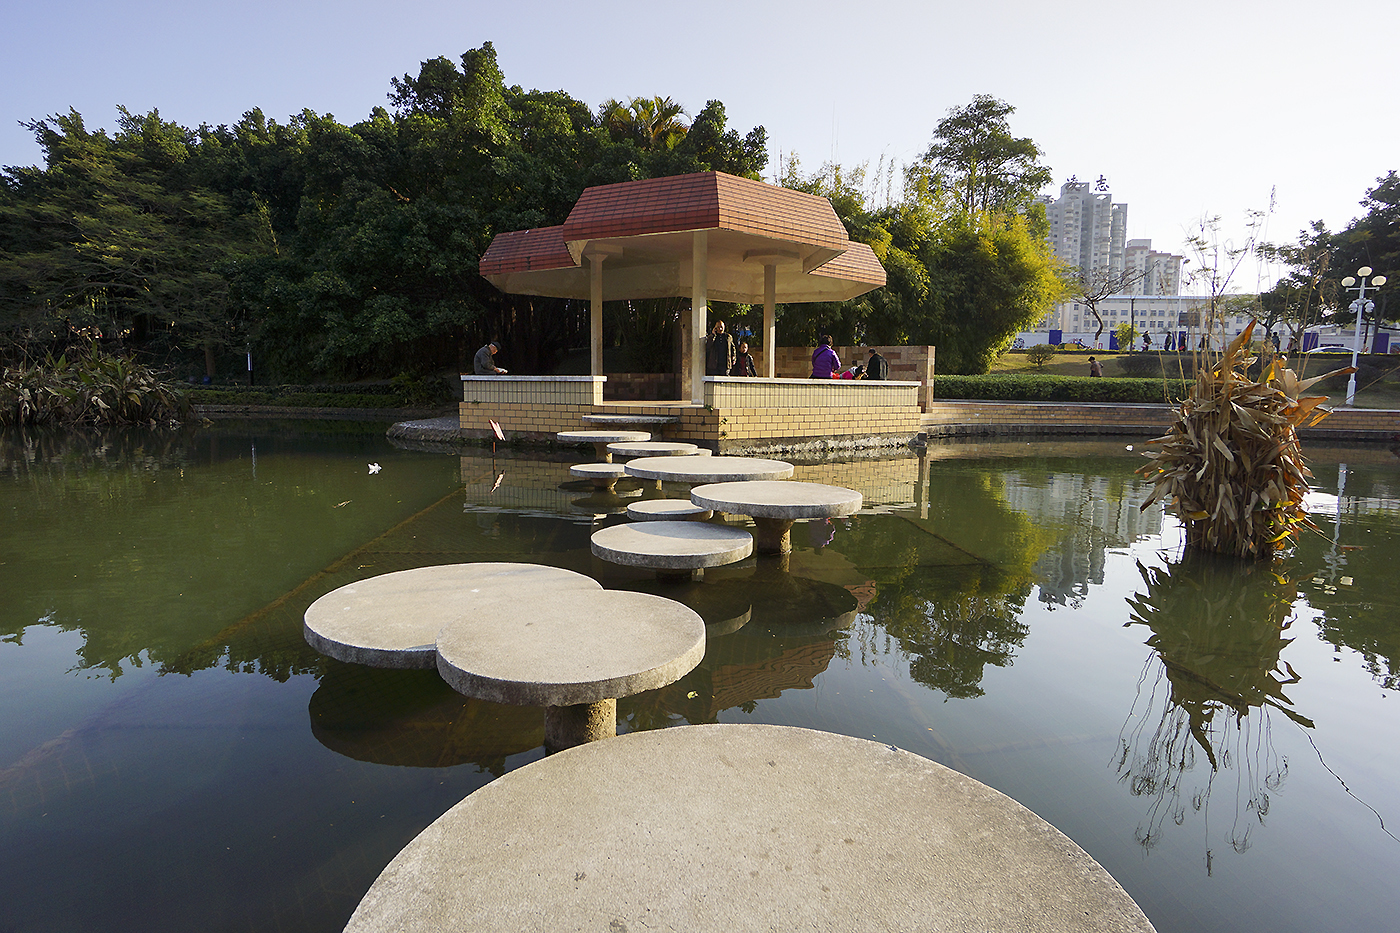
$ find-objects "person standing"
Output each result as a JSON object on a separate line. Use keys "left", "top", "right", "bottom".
{"left": 865, "top": 347, "right": 888, "bottom": 380}
{"left": 730, "top": 341, "right": 757, "bottom": 377}
{"left": 474, "top": 341, "right": 507, "bottom": 375}
{"left": 811, "top": 335, "right": 840, "bottom": 378}
{"left": 705, "top": 321, "right": 737, "bottom": 377}
{"left": 1088, "top": 356, "right": 1102, "bottom": 377}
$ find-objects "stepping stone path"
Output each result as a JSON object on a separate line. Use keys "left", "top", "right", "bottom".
{"left": 591, "top": 520, "right": 752, "bottom": 582}
{"left": 569, "top": 462, "right": 629, "bottom": 491}
{"left": 556, "top": 430, "right": 651, "bottom": 462}
{"left": 622, "top": 455, "right": 794, "bottom": 484}
{"left": 626, "top": 499, "right": 713, "bottom": 522}
{"left": 606, "top": 440, "right": 699, "bottom": 458}
{"left": 344, "top": 724, "right": 1157, "bottom": 933}
{"left": 690, "top": 480, "right": 863, "bottom": 554}
{"left": 304, "top": 563, "right": 705, "bottom": 750}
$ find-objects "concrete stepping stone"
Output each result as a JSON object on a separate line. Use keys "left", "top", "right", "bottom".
{"left": 569, "top": 462, "right": 629, "bottom": 490}
{"left": 690, "top": 481, "right": 863, "bottom": 555}
{"left": 591, "top": 520, "right": 752, "bottom": 582}
{"left": 557, "top": 430, "right": 651, "bottom": 462}
{"left": 623, "top": 455, "right": 793, "bottom": 484}
{"left": 606, "top": 440, "right": 699, "bottom": 459}
{"left": 626, "top": 499, "right": 714, "bottom": 522}
{"left": 434, "top": 589, "right": 704, "bottom": 750}
{"left": 303, "top": 563, "right": 602, "bottom": 669}
{"left": 581, "top": 413, "right": 680, "bottom": 427}
{"left": 344, "top": 724, "right": 1156, "bottom": 933}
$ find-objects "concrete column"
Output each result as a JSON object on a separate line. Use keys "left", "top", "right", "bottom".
{"left": 764, "top": 263, "right": 777, "bottom": 378}
{"left": 544, "top": 699, "right": 617, "bottom": 752}
{"left": 589, "top": 254, "right": 605, "bottom": 377}
{"left": 691, "top": 231, "right": 708, "bottom": 405}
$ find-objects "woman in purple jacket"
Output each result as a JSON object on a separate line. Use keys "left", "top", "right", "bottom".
{"left": 811, "top": 335, "right": 840, "bottom": 378}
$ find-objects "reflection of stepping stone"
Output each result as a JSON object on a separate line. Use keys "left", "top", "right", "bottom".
{"left": 569, "top": 462, "right": 628, "bottom": 490}
{"left": 571, "top": 490, "right": 642, "bottom": 515}
{"left": 303, "top": 563, "right": 602, "bottom": 669}
{"left": 345, "top": 725, "right": 1155, "bottom": 933}
{"left": 557, "top": 430, "right": 651, "bottom": 462}
{"left": 591, "top": 520, "right": 752, "bottom": 582}
{"left": 435, "top": 589, "right": 704, "bottom": 750}
{"left": 626, "top": 499, "right": 714, "bottom": 522}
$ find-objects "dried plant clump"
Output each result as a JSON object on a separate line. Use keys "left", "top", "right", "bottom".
{"left": 1136, "top": 321, "right": 1351, "bottom": 559}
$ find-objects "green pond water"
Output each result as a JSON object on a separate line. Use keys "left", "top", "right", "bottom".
{"left": 1, "top": 421, "right": 1397, "bottom": 933}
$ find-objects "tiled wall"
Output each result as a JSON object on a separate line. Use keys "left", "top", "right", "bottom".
{"left": 462, "top": 375, "right": 604, "bottom": 406}
{"left": 705, "top": 377, "right": 918, "bottom": 409}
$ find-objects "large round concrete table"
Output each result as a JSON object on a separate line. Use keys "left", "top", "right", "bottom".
{"left": 303, "top": 563, "right": 602, "bottom": 669}
{"left": 591, "top": 520, "right": 752, "bottom": 582}
{"left": 344, "top": 724, "right": 1157, "bottom": 933}
{"left": 556, "top": 430, "right": 650, "bottom": 462}
{"left": 691, "top": 480, "right": 862, "bottom": 555}
{"left": 435, "top": 589, "right": 704, "bottom": 751}
{"left": 623, "top": 454, "right": 794, "bottom": 485}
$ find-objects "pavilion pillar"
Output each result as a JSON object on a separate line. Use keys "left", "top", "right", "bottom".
{"left": 589, "top": 254, "right": 605, "bottom": 377}
{"left": 690, "top": 231, "right": 708, "bottom": 405}
{"left": 763, "top": 263, "right": 777, "bottom": 378}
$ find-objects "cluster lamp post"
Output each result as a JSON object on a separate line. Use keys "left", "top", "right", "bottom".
{"left": 1341, "top": 267, "right": 1386, "bottom": 406}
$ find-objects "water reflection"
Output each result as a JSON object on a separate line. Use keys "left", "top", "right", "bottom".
{"left": 1118, "top": 553, "right": 1308, "bottom": 859}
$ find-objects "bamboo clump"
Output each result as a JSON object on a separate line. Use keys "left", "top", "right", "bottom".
{"left": 1136, "top": 321, "right": 1352, "bottom": 559}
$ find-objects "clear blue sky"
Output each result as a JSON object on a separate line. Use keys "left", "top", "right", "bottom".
{"left": 3, "top": 0, "right": 1395, "bottom": 290}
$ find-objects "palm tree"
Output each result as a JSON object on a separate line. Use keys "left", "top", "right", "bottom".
{"left": 598, "top": 96, "right": 688, "bottom": 150}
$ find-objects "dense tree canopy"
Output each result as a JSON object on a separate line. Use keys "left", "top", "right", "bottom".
{"left": 0, "top": 43, "right": 768, "bottom": 381}
{"left": 922, "top": 95, "right": 1052, "bottom": 216}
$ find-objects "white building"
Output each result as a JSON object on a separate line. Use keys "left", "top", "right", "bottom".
{"left": 1019, "top": 294, "right": 1272, "bottom": 350}
{"left": 1122, "top": 239, "right": 1184, "bottom": 296}
{"left": 1038, "top": 177, "right": 1127, "bottom": 278}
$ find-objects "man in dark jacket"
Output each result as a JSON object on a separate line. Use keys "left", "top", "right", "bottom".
{"left": 706, "top": 321, "right": 737, "bottom": 376}
{"left": 865, "top": 348, "right": 889, "bottom": 380}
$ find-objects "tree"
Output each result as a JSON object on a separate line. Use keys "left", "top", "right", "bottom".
{"left": 1258, "top": 221, "right": 1335, "bottom": 350}
{"left": 922, "top": 95, "right": 1052, "bottom": 215}
{"left": 1066, "top": 266, "right": 1147, "bottom": 346}
{"left": 598, "top": 96, "right": 688, "bottom": 150}
{"left": 1328, "top": 171, "right": 1397, "bottom": 331}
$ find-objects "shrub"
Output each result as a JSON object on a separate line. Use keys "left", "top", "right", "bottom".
{"left": 1116, "top": 353, "right": 1196, "bottom": 379}
{"left": 2, "top": 346, "right": 190, "bottom": 426}
{"left": 1025, "top": 344, "right": 1056, "bottom": 369}
{"left": 930, "top": 374, "right": 1191, "bottom": 403}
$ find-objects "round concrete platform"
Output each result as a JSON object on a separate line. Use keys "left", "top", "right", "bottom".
{"left": 568, "top": 462, "right": 629, "bottom": 490}
{"left": 623, "top": 455, "right": 794, "bottom": 484}
{"left": 557, "top": 430, "right": 651, "bottom": 462}
{"left": 345, "top": 724, "right": 1157, "bottom": 933}
{"left": 303, "top": 563, "right": 602, "bottom": 669}
{"left": 435, "top": 590, "right": 705, "bottom": 749}
{"left": 625, "top": 499, "right": 714, "bottom": 522}
{"left": 691, "top": 481, "right": 863, "bottom": 554}
{"left": 581, "top": 413, "right": 680, "bottom": 427}
{"left": 591, "top": 520, "right": 752, "bottom": 581}
{"left": 606, "top": 440, "right": 699, "bottom": 458}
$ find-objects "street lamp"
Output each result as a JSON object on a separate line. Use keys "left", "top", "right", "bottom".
{"left": 1340, "top": 267, "right": 1386, "bottom": 406}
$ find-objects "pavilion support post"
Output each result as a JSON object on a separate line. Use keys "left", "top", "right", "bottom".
{"left": 589, "top": 254, "right": 605, "bottom": 377}
{"left": 691, "top": 231, "right": 708, "bottom": 405}
{"left": 763, "top": 263, "right": 777, "bottom": 378}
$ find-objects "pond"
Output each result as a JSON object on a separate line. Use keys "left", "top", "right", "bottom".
{"left": 1, "top": 421, "right": 1397, "bottom": 933}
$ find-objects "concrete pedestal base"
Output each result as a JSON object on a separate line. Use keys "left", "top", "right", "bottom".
{"left": 545, "top": 699, "right": 617, "bottom": 751}
{"left": 752, "top": 516, "right": 796, "bottom": 554}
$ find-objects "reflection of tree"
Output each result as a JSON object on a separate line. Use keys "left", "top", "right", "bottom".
{"left": 1118, "top": 553, "right": 1310, "bottom": 862}
{"left": 865, "top": 564, "right": 1031, "bottom": 699}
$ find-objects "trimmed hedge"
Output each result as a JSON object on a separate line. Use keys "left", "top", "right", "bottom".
{"left": 932, "top": 374, "right": 1191, "bottom": 403}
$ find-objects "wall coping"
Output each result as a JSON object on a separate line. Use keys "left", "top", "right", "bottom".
{"left": 462, "top": 375, "right": 607, "bottom": 383}
{"left": 706, "top": 376, "right": 921, "bottom": 388}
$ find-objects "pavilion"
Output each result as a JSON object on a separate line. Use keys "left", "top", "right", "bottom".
{"left": 468, "top": 171, "right": 925, "bottom": 453}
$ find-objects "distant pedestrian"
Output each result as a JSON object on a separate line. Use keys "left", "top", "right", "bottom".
{"left": 811, "top": 335, "right": 840, "bottom": 379}
{"left": 474, "top": 341, "right": 507, "bottom": 375}
{"left": 865, "top": 347, "right": 889, "bottom": 381}
{"left": 706, "top": 320, "right": 737, "bottom": 377}
{"left": 1164, "top": 333, "right": 1174, "bottom": 352}
{"left": 1088, "top": 356, "right": 1102, "bottom": 378}
{"left": 1142, "top": 333, "right": 1151, "bottom": 351}
{"left": 730, "top": 341, "right": 757, "bottom": 377}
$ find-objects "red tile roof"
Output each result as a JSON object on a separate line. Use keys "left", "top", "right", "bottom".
{"left": 478, "top": 226, "right": 574, "bottom": 276}
{"left": 560, "top": 172, "right": 850, "bottom": 249}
